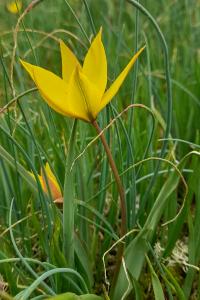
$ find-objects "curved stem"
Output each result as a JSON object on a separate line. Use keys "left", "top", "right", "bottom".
{"left": 92, "top": 120, "right": 126, "bottom": 293}
{"left": 92, "top": 120, "right": 126, "bottom": 237}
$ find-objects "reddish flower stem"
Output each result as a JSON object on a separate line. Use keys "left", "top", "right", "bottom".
{"left": 92, "top": 120, "right": 126, "bottom": 291}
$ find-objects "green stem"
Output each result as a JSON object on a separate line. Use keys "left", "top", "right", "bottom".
{"left": 63, "top": 119, "right": 78, "bottom": 267}
{"left": 92, "top": 120, "right": 126, "bottom": 292}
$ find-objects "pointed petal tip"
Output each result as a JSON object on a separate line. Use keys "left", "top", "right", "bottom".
{"left": 19, "top": 58, "right": 26, "bottom": 66}
{"left": 99, "top": 26, "right": 103, "bottom": 35}
{"left": 19, "top": 59, "right": 35, "bottom": 80}
{"left": 59, "top": 39, "right": 65, "bottom": 47}
{"left": 59, "top": 39, "right": 81, "bottom": 82}
{"left": 98, "top": 45, "right": 146, "bottom": 113}
{"left": 19, "top": 58, "right": 26, "bottom": 69}
{"left": 83, "top": 25, "right": 107, "bottom": 95}
{"left": 136, "top": 45, "right": 146, "bottom": 56}
{"left": 19, "top": 59, "right": 32, "bottom": 70}
{"left": 95, "top": 26, "right": 103, "bottom": 40}
{"left": 59, "top": 39, "right": 67, "bottom": 53}
{"left": 129, "top": 45, "right": 146, "bottom": 64}
{"left": 44, "top": 162, "right": 49, "bottom": 171}
{"left": 140, "top": 44, "right": 146, "bottom": 51}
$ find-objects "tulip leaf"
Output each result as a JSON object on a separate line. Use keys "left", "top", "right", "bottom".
{"left": 80, "top": 295, "right": 103, "bottom": 300}
{"left": 48, "top": 293, "right": 103, "bottom": 300}
{"left": 146, "top": 256, "right": 165, "bottom": 300}
{"left": 63, "top": 120, "right": 78, "bottom": 267}
{"left": 128, "top": 271, "right": 143, "bottom": 300}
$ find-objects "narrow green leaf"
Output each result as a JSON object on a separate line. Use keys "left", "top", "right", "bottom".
{"left": 63, "top": 120, "right": 78, "bottom": 267}
{"left": 47, "top": 293, "right": 77, "bottom": 300}
{"left": 0, "top": 145, "right": 37, "bottom": 192}
{"left": 17, "top": 268, "right": 88, "bottom": 300}
{"left": 146, "top": 256, "right": 165, "bottom": 300}
{"left": 80, "top": 295, "right": 104, "bottom": 300}
{"left": 128, "top": 271, "right": 143, "bottom": 300}
{"left": 48, "top": 293, "right": 103, "bottom": 300}
{"left": 162, "top": 265, "right": 186, "bottom": 300}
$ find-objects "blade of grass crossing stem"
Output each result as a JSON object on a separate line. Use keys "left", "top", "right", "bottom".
{"left": 146, "top": 256, "right": 165, "bottom": 300}
{"left": 63, "top": 120, "right": 78, "bottom": 267}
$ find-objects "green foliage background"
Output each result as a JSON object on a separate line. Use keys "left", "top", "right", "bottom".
{"left": 0, "top": 0, "right": 200, "bottom": 299}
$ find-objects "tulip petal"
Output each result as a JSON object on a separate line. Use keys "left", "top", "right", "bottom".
{"left": 99, "top": 46, "right": 145, "bottom": 113}
{"left": 42, "top": 163, "right": 62, "bottom": 200}
{"left": 60, "top": 40, "right": 81, "bottom": 83}
{"left": 38, "top": 174, "right": 45, "bottom": 190}
{"left": 28, "top": 171, "right": 44, "bottom": 190}
{"left": 20, "top": 60, "right": 67, "bottom": 115}
{"left": 7, "top": 0, "right": 22, "bottom": 14}
{"left": 65, "top": 67, "right": 101, "bottom": 122}
{"left": 20, "top": 59, "right": 35, "bottom": 80}
{"left": 45, "top": 163, "right": 61, "bottom": 196}
{"left": 20, "top": 60, "right": 90, "bottom": 120}
{"left": 78, "top": 70, "right": 102, "bottom": 120}
{"left": 54, "top": 197, "right": 63, "bottom": 204}
{"left": 83, "top": 28, "right": 107, "bottom": 95}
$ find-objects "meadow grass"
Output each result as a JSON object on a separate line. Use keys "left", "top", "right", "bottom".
{"left": 0, "top": 0, "right": 200, "bottom": 299}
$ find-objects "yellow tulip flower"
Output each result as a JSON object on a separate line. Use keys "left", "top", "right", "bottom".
{"left": 31, "top": 163, "right": 63, "bottom": 204}
{"left": 20, "top": 28, "right": 144, "bottom": 122}
{"left": 6, "top": 0, "right": 22, "bottom": 14}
